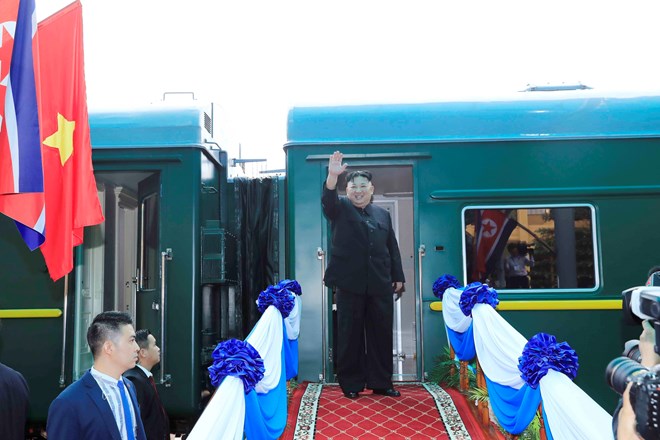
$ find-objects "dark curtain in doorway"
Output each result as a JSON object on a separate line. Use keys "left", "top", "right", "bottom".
{"left": 234, "top": 177, "right": 279, "bottom": 336}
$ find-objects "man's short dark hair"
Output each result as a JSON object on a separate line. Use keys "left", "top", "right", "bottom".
{"left": 135, "top": 329, "right": 152, "bottom": 350}
{"left": 87, "top": 311, "right": 133, "bottom": 358}
{"left": 345, "top": 170, "right": 372, "bottom": 184}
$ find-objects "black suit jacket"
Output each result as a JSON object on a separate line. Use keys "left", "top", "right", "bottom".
{"left": 322, "top": 184, "right": 405, "bottom": 295}
{"left": 123, "top": 367, "right": 169, "bottom": 440}
{"left": 0, "top": 362, "right": 29, "bottom": 440}
{"left": 47, "top": 370, "right": 146, "bottom": 440}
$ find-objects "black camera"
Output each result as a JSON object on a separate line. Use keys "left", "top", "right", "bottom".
{"left": 621, "top": 283, "right": 660, "bottom": 355}
{"left": 606, "top": 357, "right": 660, "bottom": 439}
{"left": 609, "top": 275, "right": 660, "bottom": 439}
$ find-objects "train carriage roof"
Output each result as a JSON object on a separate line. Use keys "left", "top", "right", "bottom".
{"left": 285, "top": 92, "right": 660, "bottom": 146}
{"left": 89, "top": 105, "right": 213, "bottom": 148}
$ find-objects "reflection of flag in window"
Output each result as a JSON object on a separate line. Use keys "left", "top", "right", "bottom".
{"left": 472, "top": 209, "right": 517, "bottom": 281}
{"left": 0, "top": 0, "right": 46, "bottom": 250}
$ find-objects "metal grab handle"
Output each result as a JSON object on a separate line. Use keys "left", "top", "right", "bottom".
{"left": 418, "top": 244, "right": 426, "bottom": 381}
{"left": 160, "top": 248, "right": 173, "bottom": 386}
{"left": 59, "top": 274, "right": 70, "bottom": 388}
{"left": 317, "top": 247, "right": 327, "bottom": 382}
{"left": 138, "top": 202, "right": 145, "bottom": 291}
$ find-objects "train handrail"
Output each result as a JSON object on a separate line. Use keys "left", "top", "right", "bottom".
{"left": 59, "top": 274, "right": 70, "bottom": 388}
{"left": 317, "top": 247, "right": 326, "bottom": 382}
{"left": 160, "top": 248, "right": 173, "bottom": 386}
{"left": 417, "top": 244, "right": 426, "bottom": 381}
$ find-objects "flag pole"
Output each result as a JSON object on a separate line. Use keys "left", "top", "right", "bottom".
{"left": 59, "top": 273, "right": 69, "bottom": 387}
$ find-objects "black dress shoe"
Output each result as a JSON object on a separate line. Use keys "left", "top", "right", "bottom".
{"left": 343, "top": 391, "right": 359, "bottom": 399}
{"left": 372, "top": 388, "right": 401, "bottom": 397}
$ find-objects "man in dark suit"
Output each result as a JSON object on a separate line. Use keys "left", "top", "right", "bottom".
{"left": 47, "top": 311, "right": 147, "bottom": 440}
{"left": 322, "top": 151, "right": 405, "bottom": 399}
{"left": 124, "top": 329, "right": 169, "bottom": 440}
{"left": 0, "top": 318, "right": 30, "bottom": 440}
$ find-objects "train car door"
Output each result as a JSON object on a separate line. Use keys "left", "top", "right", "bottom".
{"left": 325, "top": 164, "right": 417, "bottom": 382}
{"left": 135, "top": 173, "right": 162, "bottom": 338}
{"left": 72, "top": 171, "right": 160, "bottom": 380}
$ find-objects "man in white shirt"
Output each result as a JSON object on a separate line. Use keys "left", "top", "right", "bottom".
{"left": 47, "top": 311, "right": 147, "bottom": 440}
{"left": 505, "top": 242, "right": 535, "bottom": 289}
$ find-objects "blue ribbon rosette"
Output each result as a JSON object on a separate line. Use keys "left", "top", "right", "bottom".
{"left": 432, "top": 274, "right": 461, "bottom": 300}
{"left": 458, "top": 282, "right": 499, "bottom": 316}
{"left": 208, "top": 339, "right": 265, "bottom": 393}
{"left": 276, "top": 279, "right": 302, "bottom": 296}
{"left": 257, "top": 283, "right": 296, "bottom": 317}
{"left": 518, "top": 333, "right": 579, "bottom": 389}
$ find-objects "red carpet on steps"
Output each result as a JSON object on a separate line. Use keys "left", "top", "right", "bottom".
{"left": 281, "top": 382, "right": 488, "bottom": 439}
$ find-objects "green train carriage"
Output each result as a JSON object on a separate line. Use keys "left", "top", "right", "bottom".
{"left": 284, "top": 92, "right": 660, "bottom": 410}
{"left": 0, "top": 104, "right": 285, "bottom": 430}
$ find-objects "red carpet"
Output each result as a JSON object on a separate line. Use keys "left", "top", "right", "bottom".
{"left": 282, "top": 382, "right": 488, "bottom": 439}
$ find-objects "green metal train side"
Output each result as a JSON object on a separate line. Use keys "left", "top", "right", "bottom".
{"left": 285, "top": 93, "right": 660, "bottom": 410}
{"left": 0, "top": 105, "right": 239, "bottom": 425}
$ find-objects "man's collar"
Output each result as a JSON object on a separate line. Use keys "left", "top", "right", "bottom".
{"left": 136, "top": 363, "right": 153, "bottom": 378}
{"left": 91, "top": 366, "right": 122, "bottom": 383}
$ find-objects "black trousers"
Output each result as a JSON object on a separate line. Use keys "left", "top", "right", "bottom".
{"left": 336, "top": 288, "right": 394, "bottom": 393}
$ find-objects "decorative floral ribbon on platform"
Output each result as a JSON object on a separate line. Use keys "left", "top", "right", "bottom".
{"left": 208, "top": 339, "right": 265, "bottom": 394}
{"left": 257, "top": 283, "right": 296, "bottom": 317}
{"left": 432, "top": 274, "right": 461, "bottom": 300}
{"left": 518, "top": 333, "right": 579, "bottom": 389}
{"left": 459, "top": 282, "right": 499, "bottom": 316}
{"left": 277, "top": 279, "right": 302, "bottom": 296}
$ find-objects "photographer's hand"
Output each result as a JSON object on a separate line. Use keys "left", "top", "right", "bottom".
{"left": 639, "top": 320, "right": 660, "bottom": 368}
{"left": 617, "top": 383, "right": 642, "bottom": 440}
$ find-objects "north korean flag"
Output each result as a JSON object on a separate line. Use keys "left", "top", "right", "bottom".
{"left": 472, "top": 209, "right": 517, "bottom": 281}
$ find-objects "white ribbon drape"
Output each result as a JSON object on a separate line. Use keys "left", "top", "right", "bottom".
{"left": 284, "top": 296, "right": 301, "bottom": 340}
{"left": 187, "top": 304, "right": 286, "bottom": 439}
{"left": 467, "top": 302, "right": 613, "bottom": 438}
{"left": 441, "top": 287, "right": 472, "bottom": 332}
{"left": 472, "top": 304, "right": 527, "bottom": 389}
{"left": 540, "top": 370, "right": 614, "bottom": 440}
{"left": 187, "top": 376, "right": 245, "bottom": 440}
{"left": 247, "top": 306, "right": 283, "bottom": 394}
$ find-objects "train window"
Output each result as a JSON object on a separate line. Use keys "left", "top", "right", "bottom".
{"left": 463, "top": 206, "right": 597, "bottom": 290}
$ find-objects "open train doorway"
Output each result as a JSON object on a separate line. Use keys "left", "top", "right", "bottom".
{"left": 329, "top": 164, "right": 416, "bottom": 382}
{"left": 72, "top": 171, "right": 159, "bottom": 380}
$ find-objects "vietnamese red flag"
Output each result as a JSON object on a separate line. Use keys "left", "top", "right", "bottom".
{"left": 472, "top": 209, "right": 516, "bottom": 282}
{"left": 35, "top": 1, "right": 103, "bottom": 281}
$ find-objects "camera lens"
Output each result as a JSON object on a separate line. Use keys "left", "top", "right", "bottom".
{"left": 623, "top": 339, "right": 643, "bottom": 363}
{"left": 605, "top": 356, "right": 648, "bottom": 395}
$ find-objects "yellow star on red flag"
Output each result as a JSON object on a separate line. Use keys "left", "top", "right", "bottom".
{"left": 43, "top": 113, "right": 75, "bottom": 165}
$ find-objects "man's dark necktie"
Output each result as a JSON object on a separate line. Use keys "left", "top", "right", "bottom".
{"left": 117, "top": 379, "right": 136, "bottom": 440}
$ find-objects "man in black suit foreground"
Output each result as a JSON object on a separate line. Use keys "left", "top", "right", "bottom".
{"left": 124, "top": 329, "right": 169, "bottom": 440}
{"left": 322, "top": 151, "right": 406, "bottom": 399}
{"left": 0, "top": 320, "right": 30, "bottom": 440}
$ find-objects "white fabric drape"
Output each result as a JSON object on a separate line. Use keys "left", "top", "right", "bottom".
{"left": 248, "top": 305, "right": 284, "bottom": 394}
{"left": 540, "top": 370, "right": 614, "bottom": 440}
{"left": 472, "top": 304, "right": 527, "bottom": 389}
{"left": 441, "top": 287, "right": 472, "bottom": 332}
{"left": 186, "top": 376, "right": 245, "bottom": 440}
{"left": 284, "top": 296, "right": 301, "bottom": 340}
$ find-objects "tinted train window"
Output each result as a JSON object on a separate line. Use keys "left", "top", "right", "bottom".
{"left": 463, "top": 206, "right": 597, "bottom": 290}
